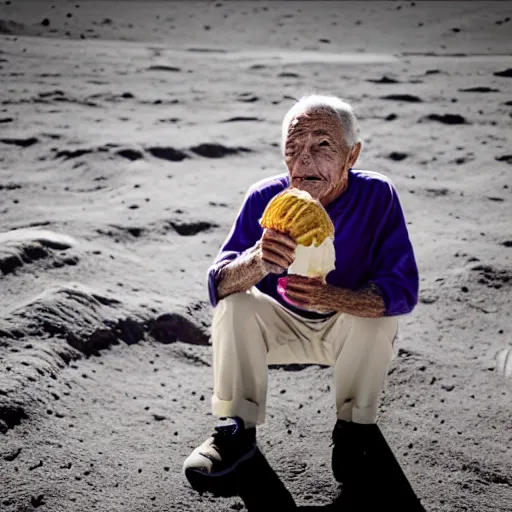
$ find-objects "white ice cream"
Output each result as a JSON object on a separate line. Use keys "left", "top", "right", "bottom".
{"left": 288, "top": 237, "right": 336, "bottom": 278}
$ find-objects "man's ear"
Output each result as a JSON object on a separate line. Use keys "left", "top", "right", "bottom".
{"left": 348, "top": 141, "right": 362, "bottom": 167}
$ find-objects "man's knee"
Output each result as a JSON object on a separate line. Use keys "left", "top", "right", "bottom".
{"left": 349, "top": 315, "right": 398, "bottom": 345}
{"left": 212, "top": 290, "right": 265, "bottom": 331}
{"left": 216, "top": 290, "right": 258, "bottom": 314}
{"left": 212, "top": 290, "right": 271, "bottom": 353}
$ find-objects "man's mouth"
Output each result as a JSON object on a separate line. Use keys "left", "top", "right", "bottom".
{"left": 300, "top": 176, "right": 323, "bottom": 181}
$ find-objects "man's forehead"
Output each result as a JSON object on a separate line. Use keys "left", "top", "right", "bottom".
{"left": 288, "top": 111, "right": 342, "bottom": 136}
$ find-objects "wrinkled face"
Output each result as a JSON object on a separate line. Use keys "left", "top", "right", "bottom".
{"left": 284, "top": 110, "right": 360, "bottom": 207}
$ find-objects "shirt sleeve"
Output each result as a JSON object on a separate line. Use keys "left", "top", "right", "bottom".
{"left": 207, "top": 187, "right": 263, "bottom": 307}
{"left": 369, "top": 181, "right": 419, "bottom": 316}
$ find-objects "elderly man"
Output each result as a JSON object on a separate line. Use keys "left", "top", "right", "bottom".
{"left": 183, "top": 95, "right": 421, "bottom": 504}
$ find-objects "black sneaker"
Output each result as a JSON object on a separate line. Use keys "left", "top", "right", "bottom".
{"left": 183, "top": 417, "right": 258, "bottom": 496}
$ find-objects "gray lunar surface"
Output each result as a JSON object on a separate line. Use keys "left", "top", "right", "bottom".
{"left": 0, "top": 1, "right": 511, "bottom": 511}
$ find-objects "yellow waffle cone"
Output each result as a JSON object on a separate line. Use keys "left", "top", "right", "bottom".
{"left": 259, "top": 188, "right": 334, "bottom": 246}
{"left": 259, "top": 188, "right": 336, "bottom": 278}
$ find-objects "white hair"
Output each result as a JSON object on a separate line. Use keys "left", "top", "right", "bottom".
{"left": 281, "top": 94, "right": 360, "bottom": 155}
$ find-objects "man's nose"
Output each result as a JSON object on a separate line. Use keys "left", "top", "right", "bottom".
{"left": 299, "top": 145, "right": 312, "bottom": 165}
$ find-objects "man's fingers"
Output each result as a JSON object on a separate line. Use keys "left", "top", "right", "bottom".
{"left": 284, "top": 287, "right": 314, "bottom": 303}
{"left": 262, "top": 250, "right": 291, "bottom": 269}
{"left": 262, "top": 241, "right": 295, "bottom": 264}
{"left": 285, "top": 276, "right": 322, "bottom": 291}
{"left": 264, "top": 229, "right": 297, "bottom": 250}
{"left": 284, "top": 280, "right": 311, "bottom": 291}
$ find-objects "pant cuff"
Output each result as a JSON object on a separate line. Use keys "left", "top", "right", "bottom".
{"left": 352, "top": 404, "right": 378, "bottom": 424}
{"left": 211, "top": 396, "right": 260, "bottom": 427}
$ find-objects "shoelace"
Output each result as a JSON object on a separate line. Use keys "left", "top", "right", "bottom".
{"left": 213, "top": 423, "right": 238, "bottom": 438}
{"left": 211, "top": 418, "right": 243, "bottom": 448}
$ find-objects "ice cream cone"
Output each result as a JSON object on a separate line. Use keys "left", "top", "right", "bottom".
{"left": 259, "top": 188, "right": 336, "bottom": 279}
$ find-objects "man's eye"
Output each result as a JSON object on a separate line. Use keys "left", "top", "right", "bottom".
{"left": 318, "top": 140, "right": 330, "bottom": 147}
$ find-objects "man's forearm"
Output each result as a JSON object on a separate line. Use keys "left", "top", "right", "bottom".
{"left": 329, "top": 283, "right": 386, "bottom": 318}
{"left": 215, "top": 245, "right": 267, "bottom": 301}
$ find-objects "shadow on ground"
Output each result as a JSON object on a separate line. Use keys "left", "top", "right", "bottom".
{"left": 237, "top": 449, "right": 427, "bottom": 512}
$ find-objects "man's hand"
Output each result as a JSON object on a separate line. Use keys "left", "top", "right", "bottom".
{"left": 257, "top": 228, "right": 297, "bottom": 275}
{"left": 279, "top": 275, "right": 387, "bottom": 317}
{"left": 215, "top": 229, "right": 296, "bottom": 300}
{"left": 278, "top": 275, "right": 336, "bottom": 313}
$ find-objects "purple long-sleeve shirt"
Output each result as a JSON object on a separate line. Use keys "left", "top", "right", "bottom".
{"left": 207, "top": 169, "right": 419, "bottom": 318}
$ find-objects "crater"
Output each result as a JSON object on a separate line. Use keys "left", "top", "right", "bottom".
{"left": 493, "top": 68, "right": 512, "bottom": 78}
{"left": 420, "top": 114, "right": 469, "bottom": 125}
{"left": 0, "top": 229, "right": 76, "bottom": 275}
{"left": 167, "top": 220, "right": 218, "bottom": 236}
{"left": 0, "top": 137, "right": 39, "bottom": 148}
{"left": 115, "top": 148, "right": 144, "bottom": 161}
{"left": 367, "top": 76, "right": 400, "bottom": 84}
{"left": 0, "top": 403, "right": 28, "bottom": 434}
{"left": 495, "top": 155, "right": 512, "bottom": 164}
{"left": 458, "top": 87, "right": 500, "bottom": 93}
{"left": 380, "top": 94, "right": 422, "bottom": 103}
{"left": 146, "top": 65, "right": 182, "bottom": 72}
{"left": 189, "top": 143, "right": 251, "bottom": 158}
{"left": 221, "top": 117, "right": 263, "bottom": 123}
{"left": 146, "top": 146, "right": 188, "bottom": 162}
{"left": 387, "top": 151, "right": 409, "bottom": 161}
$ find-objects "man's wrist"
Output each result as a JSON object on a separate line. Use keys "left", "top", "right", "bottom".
{"left": 215, "top": 245, "right": 267, "bottom": 300}
{"left": 327, "top": 283, "right": 386, "bottom": 318}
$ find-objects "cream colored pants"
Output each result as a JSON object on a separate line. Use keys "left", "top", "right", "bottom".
{"left": 211, "top": 287, "right": 398, "bottom": 427}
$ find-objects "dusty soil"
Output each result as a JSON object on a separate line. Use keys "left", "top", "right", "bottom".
{"left": 1, "top": 1, "right": 511, "bottom": 511}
